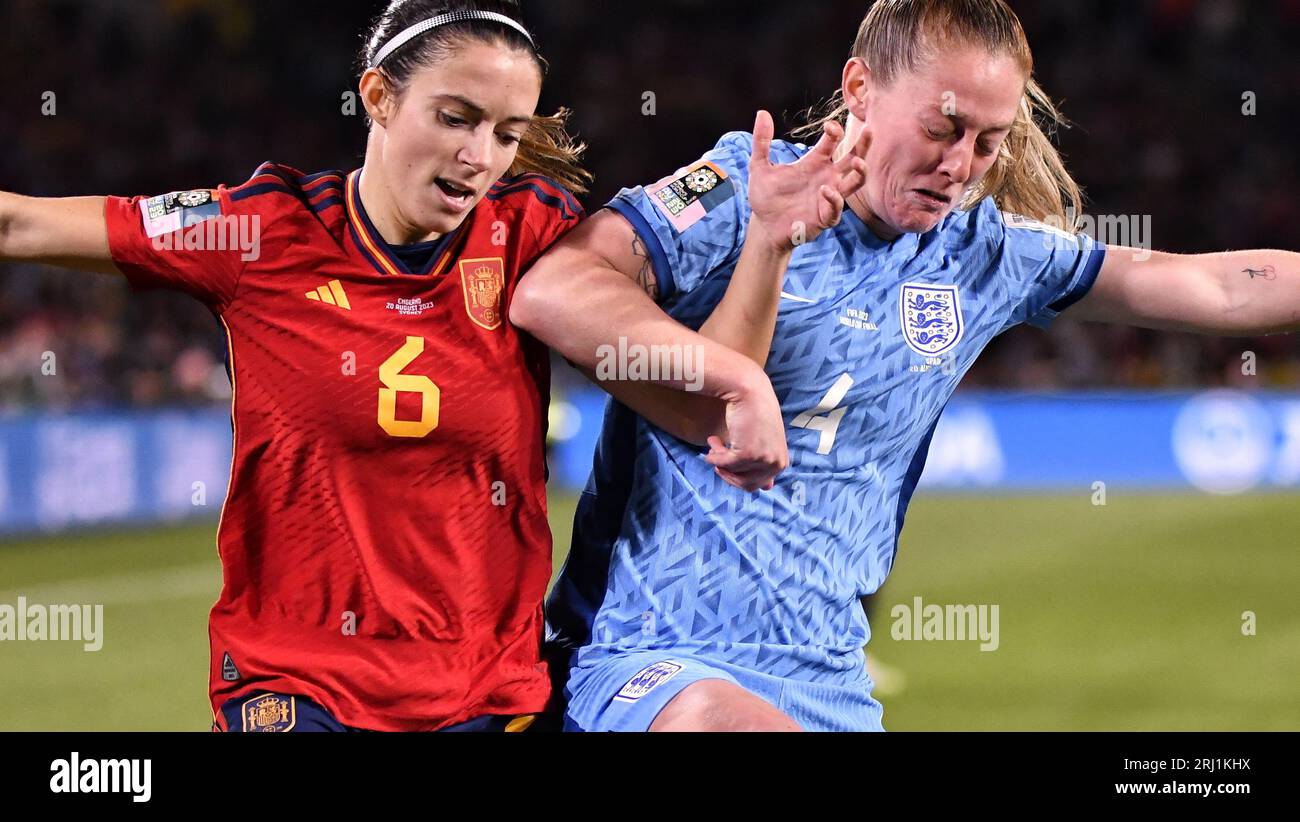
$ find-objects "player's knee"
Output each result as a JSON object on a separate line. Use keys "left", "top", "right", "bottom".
{"left": 649, "top": 679, "right": 802, "bottom": 732}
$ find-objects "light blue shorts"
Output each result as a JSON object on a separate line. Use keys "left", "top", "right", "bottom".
{"left": 562, "top": 650, "right": 885, "bottom": 732}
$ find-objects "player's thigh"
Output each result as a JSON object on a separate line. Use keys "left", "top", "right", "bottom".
{"left": 650, "top": 678, "right": 802, "bottom": 732}
{"left": 563, "top": 654, "right": 737, "bottom": 732}
{"left": 564, "top": 653, "right": 802, "bottom": 732}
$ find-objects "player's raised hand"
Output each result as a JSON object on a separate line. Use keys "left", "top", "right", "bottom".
{"left": 705, "top": 371, "right": 790, "bottom": 493}
{"left": 747, "top": 109, "right": 871, "bottom": 253}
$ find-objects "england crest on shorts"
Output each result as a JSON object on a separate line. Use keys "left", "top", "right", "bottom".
{"left": 900, "top": 283, "right": 964, "bottom": 357}
{"left": 613, "top": 660, "right": 684, "bottom": 703}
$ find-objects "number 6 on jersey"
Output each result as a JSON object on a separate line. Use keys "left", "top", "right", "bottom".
{"left": 378, "top": 336, "right": 440, "bottom": 438}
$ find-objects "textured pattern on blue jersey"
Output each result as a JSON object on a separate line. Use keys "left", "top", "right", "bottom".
{"left": 548, "top": 132, "right": 1106, "bottom": 686}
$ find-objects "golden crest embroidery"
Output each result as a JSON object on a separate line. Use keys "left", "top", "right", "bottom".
{"left": 459, "top": 257, "right": 506, "bottom": 331}
{"left": 242, "top": 694, "right": 297, "bottom": 732}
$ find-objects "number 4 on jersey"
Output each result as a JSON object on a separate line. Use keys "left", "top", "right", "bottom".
{"left": 792, "top": 374, "right": 853, "bottom": 455}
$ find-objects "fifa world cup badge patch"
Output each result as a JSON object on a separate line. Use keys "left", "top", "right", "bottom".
{"left": 646, "top": 161, "right": 733, "bottom": 234}
{"left": 900, "top": 283, "right": 965, "bottom": 357}
{"left": 614, "top": 660, "right": 685, "bottom": 703}
{"left": 139, "top": 189, "right": 222, "bottom": 239}
{"left": 459, "top": 257, "right": 506, "bottom": 330}
{"left": 241, "top": 694, "right": 297, "bottom": 732}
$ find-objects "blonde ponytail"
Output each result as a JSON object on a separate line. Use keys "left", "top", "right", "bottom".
{"left": 965, "top": 77, "right": 1082, "bottom": 226}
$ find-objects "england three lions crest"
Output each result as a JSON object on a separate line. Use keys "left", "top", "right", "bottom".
{"left": 459, "top": 257, "right": 506, "bottom": 331}
{"left": 900, "top": 283, "right": 965, "bottom": 357}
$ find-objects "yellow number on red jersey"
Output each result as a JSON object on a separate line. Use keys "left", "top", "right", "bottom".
{"left": 378, "top": 336, "right": 440, "bottom": 438}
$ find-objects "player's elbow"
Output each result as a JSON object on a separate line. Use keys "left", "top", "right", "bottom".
{"left": 1213, "top": 267, "right": 1282, "bottom": 336}
{"left": 512, "top": 247, "right": 602, "bottom": 343}
{"left": 510, "top": 260, "right": 564, "bottom": 337}
{"left": 506, "top": 267, "right": 548, "bottom": 335}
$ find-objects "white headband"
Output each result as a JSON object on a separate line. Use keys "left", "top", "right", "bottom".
{"left": 370, "top": 10, "right": 535, "bottom": 68}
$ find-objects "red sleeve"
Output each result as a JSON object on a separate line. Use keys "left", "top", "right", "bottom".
{"left": 105, "top": 184, "right": 250, "bottom": 312}
{"left": 504, "top": 175, "right": 587, "bottom": 274}
{"left": 531, "top": 182, "right": 586, "bottom": 258}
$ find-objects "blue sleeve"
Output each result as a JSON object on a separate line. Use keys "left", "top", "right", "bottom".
{"left": 604, "top": 131, "right": 755, "bottom": 302}
{"left": 996, "top": 212, "right": 1107, "bottom": 332}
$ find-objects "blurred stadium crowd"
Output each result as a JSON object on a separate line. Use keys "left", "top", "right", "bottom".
{"left": 2, "top": 0, "right": 1299, "bottom": 411}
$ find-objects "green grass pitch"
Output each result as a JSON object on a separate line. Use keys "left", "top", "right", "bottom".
{"left": 1, "top": 492, "right": 1296, "bottom": 730}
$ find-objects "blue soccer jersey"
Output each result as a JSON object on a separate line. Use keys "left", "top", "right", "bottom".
{"left": 548, "top": 131, "right": 1106, "bottom": 730}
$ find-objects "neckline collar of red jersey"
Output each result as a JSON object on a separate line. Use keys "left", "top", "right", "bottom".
{"left": 344, "top": 170, "right": 463, "bottom": 277}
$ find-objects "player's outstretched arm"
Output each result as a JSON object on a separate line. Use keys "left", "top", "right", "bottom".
{"left": 512, "top": 210, "right": 789, "bottom": 492}
{"left": 700, "top": 111, "right": 869, "bottom": 366}
{"left": 0, "top": 192, "right": 120, "bottom": 275}
{"left": 1066, "top": 247, "right": 1300, "bottom": 335}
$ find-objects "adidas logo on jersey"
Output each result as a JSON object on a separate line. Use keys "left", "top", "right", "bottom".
{"left": 305, "top": 280, "right": 351, "bottom": 310}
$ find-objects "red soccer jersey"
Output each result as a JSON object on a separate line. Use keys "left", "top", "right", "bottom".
{"left": 105, "top": 165, "right": 584, "bottom": 731}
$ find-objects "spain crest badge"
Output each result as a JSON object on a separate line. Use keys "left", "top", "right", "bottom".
{"left": 459, "top": 257, "right": 506, "bottom": 331}
{"left": 241, "top": 693, "right": 296, "bottom": 732}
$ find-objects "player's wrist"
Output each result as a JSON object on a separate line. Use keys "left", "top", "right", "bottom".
{"left": 711, "top": 352, "right": 772, "bottom": 406}
{"left": 746, "top": 219, "right": 800, "bottom": 257}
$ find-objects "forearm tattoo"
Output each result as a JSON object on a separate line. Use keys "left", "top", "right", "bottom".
{"left": 1244, "top": 265, "right": 1277, "bottom": 281}
{"left": 631, "top": 233, "right": 660, "bottom": 301}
